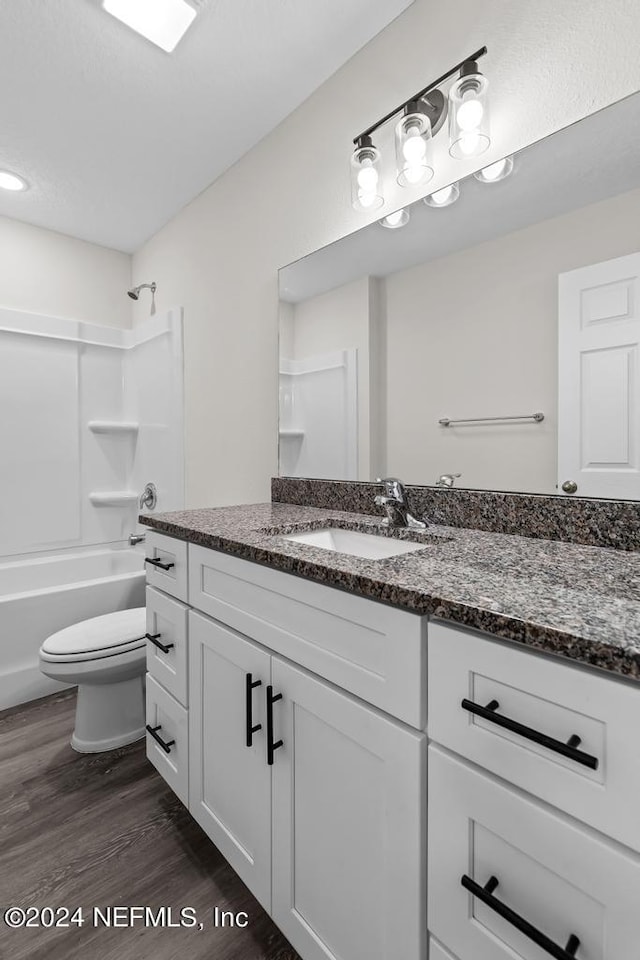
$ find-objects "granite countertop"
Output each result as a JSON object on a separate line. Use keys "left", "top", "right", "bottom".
{"left": 141, "top": 502, "right": 640, "bottom": 683}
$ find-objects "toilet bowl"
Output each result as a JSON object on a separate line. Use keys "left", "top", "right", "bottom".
{"left": 39, "top": 607, "right": 147, "bottom": 753}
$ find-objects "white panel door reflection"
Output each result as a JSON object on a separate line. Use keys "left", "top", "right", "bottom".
{"left": 558, "top": 252, "right": 640, "bottom": 499}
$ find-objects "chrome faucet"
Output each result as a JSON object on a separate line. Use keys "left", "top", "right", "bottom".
{"left": 374, "top": 477, "right": 427, "bottom": 530}
{"left": 436, "top": 473, "right": 461, "bottom": 488}
{"left": 128, "top": 533, "right": 146, "bottom": 546}
{"left": 139, "top": 482, "right": 157, "bottom": 511}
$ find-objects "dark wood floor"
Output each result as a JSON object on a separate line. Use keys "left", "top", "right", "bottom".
{"left": 0, "top": 691, "right": 301, "bottom": 960}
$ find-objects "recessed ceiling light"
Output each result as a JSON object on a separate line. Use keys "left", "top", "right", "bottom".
{"left": 0, "top": 170, "right": 29, "bottom": 192}
{"left": 102, "top": 0, "right": 198, "bottom": 53}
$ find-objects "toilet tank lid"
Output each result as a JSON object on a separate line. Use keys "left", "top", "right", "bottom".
{"left": 41, "top": 608, "right": 147, "bottom": 656}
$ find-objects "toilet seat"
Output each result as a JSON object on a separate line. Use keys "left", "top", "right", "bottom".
{"left": 40, "top": 608, "right": 147, "bottom": 664}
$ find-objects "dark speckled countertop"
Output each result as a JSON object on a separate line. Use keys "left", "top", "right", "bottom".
{"left": 141, "top": 503, "right": 640, "bottom": 684}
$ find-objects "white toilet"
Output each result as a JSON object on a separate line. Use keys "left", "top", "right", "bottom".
{"left": 39, "top": 607, "right": 147, "bottom": 753}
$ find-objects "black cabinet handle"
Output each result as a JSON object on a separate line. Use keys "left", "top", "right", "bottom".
{"left": 246, "top": 673, "right": 262, "bottom": 747}
{"left": 461, "top": 698, "right": 598, "bottom": 770}
{"left": 146, "top": 724, "right": 175, "bottom": 754}
{"left": 145, "top": 557, "right": 175, "bottom": 571}
{"left": 266, "top": 685, "right": 284, "bottom": 766}
{"left": 461, "top": 874, "right": 580, "bottom": 960}
{"left": 145, "top": 632, "right": 174, "bottom": 654}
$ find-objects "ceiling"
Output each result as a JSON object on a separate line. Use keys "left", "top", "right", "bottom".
{"left": 280, "top": 91, "right": 640, "bottom": 302}
{"left": 0, "top": 0, "right": 413, "bottom": 252}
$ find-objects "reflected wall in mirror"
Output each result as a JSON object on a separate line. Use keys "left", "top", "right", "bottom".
{"left": 278, "top": 92, "right": 640, "bottom": 501}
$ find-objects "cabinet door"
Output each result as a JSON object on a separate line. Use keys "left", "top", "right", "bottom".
{"left": 271, "top": 658, "right": 426, "bottom": 960}
{"left": 188, "top": 611, "right": 272, "bottom": 910}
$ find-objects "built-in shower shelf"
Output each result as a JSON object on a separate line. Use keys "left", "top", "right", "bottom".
{"left": 279, "top": 429, "right": 305, "bottom": 438}
{"left": 88, "top": 420, "right": 139, "bottom": 435}
{"left": 89, "top": 492, "right": 139, "bottom": 507}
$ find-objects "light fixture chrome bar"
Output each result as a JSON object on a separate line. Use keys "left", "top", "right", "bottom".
{"left": 438, "top": 412, "right": 545, "bottom": 427}
{"left": 353, "top": 46, "right": 488, "bottom": 145}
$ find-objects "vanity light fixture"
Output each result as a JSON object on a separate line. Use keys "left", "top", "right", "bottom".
{"left": 424, "top": 183, "right": 460, "bottom": 207}
{"left": 351, "top": 136, "right": 384, "bottom": 211}
{"left": 395, "top": 102, "right": 434, "bottom": 187}
{"left": 474, "top": 155, "right": 514, "bottom": 183}
{"left": 350, "top": 47, "right": 488, "bottom": 211}
{"left": 379, "top": 208, "right": 410, "bottom": 229}
{"left": 101, "top": 0, "right": 198, "bottom": 53}
{"left": 448, "top": 59, "right": 490, "bottom": 158}
{"left": 0, "top": 169, "right": 28, "bottom": 191}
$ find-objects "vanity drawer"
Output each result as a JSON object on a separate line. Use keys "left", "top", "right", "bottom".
{"left": 146, "top": 586, "right": 188, "bottom": 707}
{"left": 144, "top": 530, "right": 188, "bottom": 602}
{"left": 188, "top": 544, "right": 427, "bottom": 728}
{"left": 146, "top": 674, "right": 189, "bottom": 806}
{"left": 428, "top": 746, "right": 640, "bottom": 960}
{"left": 428, "top": 621, "right": 640, "bottom": 851}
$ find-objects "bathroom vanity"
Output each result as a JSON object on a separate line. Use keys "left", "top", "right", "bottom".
{"left": 141, "top": 502, "right": 640, "bottom": 960}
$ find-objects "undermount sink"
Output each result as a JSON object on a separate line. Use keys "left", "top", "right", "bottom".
{"left": 283, "top": 527, "right": 427, "bottom": 560}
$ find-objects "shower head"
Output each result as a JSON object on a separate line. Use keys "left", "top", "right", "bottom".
{"left": 127, "top": 281, "right": 156, "bottom": 300}
{"left": 127, "top": 282, "right": 157, "bottom": 314}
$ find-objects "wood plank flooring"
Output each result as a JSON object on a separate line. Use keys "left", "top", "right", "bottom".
{"left": 0, "top": 691, "right": 301, "bottom": 960}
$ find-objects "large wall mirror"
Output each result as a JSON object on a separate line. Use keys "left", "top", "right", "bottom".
{"left": 278, "top": 92, "right": 640, "bottom": 501}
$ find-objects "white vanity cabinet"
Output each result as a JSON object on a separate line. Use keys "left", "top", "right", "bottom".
{"left": 146, "top": 535, "right": 427, "bottom": 960}
{"left": 144, "top": 529, "right": 640, "bottom": 960}
{"left": 428, "top": 621, "right": 640, "bottom": 960}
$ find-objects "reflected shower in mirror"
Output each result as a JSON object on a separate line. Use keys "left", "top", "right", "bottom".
{"left": 278, "top": 91, "right": 640, "bottom": 500}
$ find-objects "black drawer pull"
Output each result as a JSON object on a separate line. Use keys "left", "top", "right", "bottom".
{"left": 145, "top": 632, "right": 174, "bottom": 654}
{"left": 146, "top": 724, "right": 175, "bottom": 754}
{"left": 462, "top": 874, "right": 580, "bottom": 960}
{"left": 144, "top": 557, "right": 175, "bottom": 571}
{"left": 246, "top": 673, "right": 262, "bottom": 747}
{"left": 461, "top": 698, "right": 599, "bottom": 770}
{"left": 266, "top": 685, "right": 284, "bottom": 766}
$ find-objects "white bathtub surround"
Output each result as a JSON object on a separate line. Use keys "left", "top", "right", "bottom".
{"left": 279, "top": 350, "right": 358, "bottom": 480}
{"left": 0, "top": 546, "right": 145, "bottom": 710}
{"left": 39, "top": 607, "right": 147, "bottom": 752}
{"left": 0, "top": 306, "right": 184, "bottom": 560}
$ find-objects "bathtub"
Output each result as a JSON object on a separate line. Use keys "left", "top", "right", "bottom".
{"left": 0, "top": 546, "right": 146, "bottom": 710}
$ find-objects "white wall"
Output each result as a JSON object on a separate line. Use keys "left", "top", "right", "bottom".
{"left": 132, "top": 0, "right": 640, "bottom": 507}
{"left": 385, "top": 185, "right": 640, "bottom": 494}
{"left": 0, "top": 215, "right": 131, "bottom": 327}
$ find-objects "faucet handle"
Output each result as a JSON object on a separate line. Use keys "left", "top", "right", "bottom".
{"left": 436, "top": 473, "right": 461, "bottom": 488}
{"left": 376, "top": 476, "right": 406, "bottom": 499}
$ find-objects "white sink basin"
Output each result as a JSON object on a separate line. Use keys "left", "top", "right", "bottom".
{"left": 283, "top": 527, "right": 426, "bottom": 560}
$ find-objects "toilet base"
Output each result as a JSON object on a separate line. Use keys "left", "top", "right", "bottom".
{"left": 71, "top": 676, "right": 146, "bottom": 753}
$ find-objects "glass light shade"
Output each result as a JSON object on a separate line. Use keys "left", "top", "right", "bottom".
{"left": 351, "top": 142, "right": 384, "bottom": 212}
{"left": 474, "top": 155, "right": 514, "bottom": 183}
{"left": 395, "top": 112, "right": 434, "bottom": 188}
{"left": 449, "top": 70, "right": 490, "bottom": 159}
{"left": 424, "top": 182, "right": 460, "bottom": 207}
{"left": 379, "top": 208, "right": 410, "bottom": 229}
